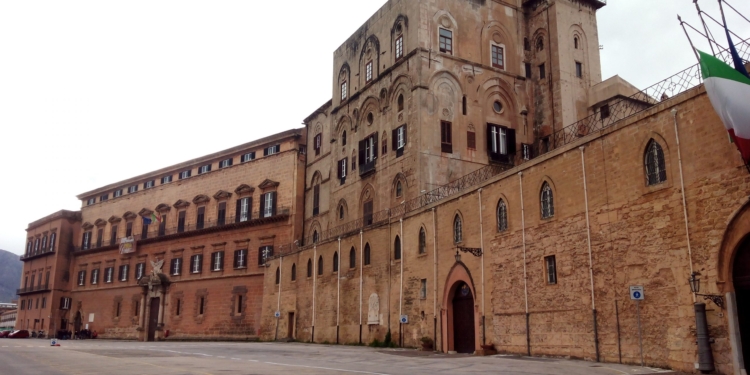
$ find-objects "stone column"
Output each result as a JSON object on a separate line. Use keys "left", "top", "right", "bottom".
{"left": 138, "top": 292, "right": 146, "bottom": 329}
{"left": 157, "top": 289, "right": 166, "bottom": 328}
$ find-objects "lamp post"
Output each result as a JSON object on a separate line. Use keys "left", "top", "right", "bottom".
{"left": 688, "top": 272, "right": 716, "bottom": 373}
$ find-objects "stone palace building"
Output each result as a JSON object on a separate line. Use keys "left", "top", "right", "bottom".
{"left": 15, "top": 1, "right": 750, "bottom": 374}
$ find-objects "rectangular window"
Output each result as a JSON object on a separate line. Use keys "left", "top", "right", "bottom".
{"left": 105, "top": 267, "right": 114, "bottom": 283}
{"left": 116, "top": 302, "right": 121, "bottom": 318}
{"left": 119, "top": 265, "right": 129, "bottom": 282}
{"left": 141, "top": 222, "right": 149, "bottom": 240}
{"left": 236, "top": 198, "right": 251, "bottom": 223}
{"left": 491, "top": 44, "right": 505, "bottom": 69}
{"left": 161, "top": 175, "right": 173, "bottom": 184}
{"left": 521, "top": 143, "right": 534, "bottom": 161}
{"left": 171, "top": 258, "right": 182, "bottom": 276}
{"left": 395, "top": 36, "right": 404, "bottom": 60}
{"left": 100, "top": 194, "right": 108, "bottom": 202}
{"left": 258, "top": 246, "right": 273, "bottom": 265}
{"left": 539, "top": 64, "right": 546, "bottom": 80}
{"left": 487, "top": 124, "right": 516, "bottom": 163}
{"left": 110, "top": 225, "right": 118, "bottom": 245}
{"left": 314, "top": 134, "right": 322, "bottom": 156}
{"left": 158, "top": 216, "right": 166, "bottom": 236}
{"left": 241, "top": 152, "right": 256, "bottom": 163}
{"left": 136, "top": 263, "right": 145, "bottom": 280}
{"left": 126, "top": 222, "right": 133, "bottom": 237}
{"left": 191, "top": 254, "right": 203, "bottom": 274}
{"left": 178, "top": 211, "right": 186, "bottom": 232}
{"left": 198, "top": 164, "right": 211, "bottom": 174}
{"left": 144, "top": 180, "right": 155, "bottom": 189}
{"left": 91, "top": 269, "right": 99, "bottom": 285}
{"left": 358, "top": 133, "right": 378, "bottom": 173}
{"left": 440, "top": 121, "right": 453, "bottom": 153}
{"left": 114, "top": 189, "right": 123, "bottom": 198}
{"left": 87, "top": 198, "right": 95, "bottom": 206}
{"left": 237, "top": 296, "right": 243, "bottom": 314}
{"left": 61, "top": 297, "right": 71, "bottom": 310}
{"left": 600, "top": 103, "right": 610, "bottom": 119}
{"left": 467, "top": 131, "right": 476, "bottom": 149}
{"left": 211, "top": 251, "right": 224, "bottom": 271}
{"left": 575, "top": 62, "right": 583, "bottom": 78}
{"left": 219, "top": 158, "right": 233, "bottom": 168}
{"left": 364, "top": 200, "right": 374, "bottom": 226}
{"left": 262, "top": 192, "right": 277, "bottom": 218}
{"left": 82, "top": 231, "right": 91, "bottom": 250}
{"left": 392, "top": 125, "right": 407, "bottom": 157}
{"left": 525, "top": 63, "right": 532, "bottom": 79}
{"left": 128, "top": 185, "right": 138, "bottom": 194}
{"left": 179, "top": 170, "right": 191, "bottom": 180}
{"left": 341, "top": 81, "right": 347, "bottom": 101}
{"left": 199, "top": 297, "right": 205, "bottom": 315}
{"left": 217, "top": 202, "right": 226, "bottom": 226}
{"left": 439, "top": 28, "right": 453, "bottom": 54}
{"left": 197, "top": 207, "right": 205, "bottom": 229}
{"left": 264, "top": 144, "right": 280, "bottom": 156}
{"left": 420, "top": 279, "right": 427, "bottom": 299}
{"left": 234, "top": 249, "right": 248, "bottom": 268}
{"left": 42, "top": 298, "right": 46, "bottom": 309}
{"left": 77, "top": 271, "right": 86, "bottom": 286}
{"left": 337, "top": 158, "right": 348, "bottom": 183}
{"left": 366, "top": 61, "right": 373, "bottom": 83}
{"left": 545, "top": 255, "right": 557, "bottom": 285}
{"left": 96, "top": 228, "right": 103, "bottom": 248}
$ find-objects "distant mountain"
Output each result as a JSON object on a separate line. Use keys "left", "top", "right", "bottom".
{"left": 0, "top": 250, "right": 22, "bottom": 303}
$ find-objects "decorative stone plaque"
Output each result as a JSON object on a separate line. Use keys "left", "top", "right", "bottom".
{"left": 368, "top": 293, "right": 380, "bottom": 325}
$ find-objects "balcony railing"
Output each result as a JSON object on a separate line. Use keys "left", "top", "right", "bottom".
{"left": 17, "top": 284, "right": 50, "bottom": 295}
{"left": 20, "top": 248, "right": 55, "bottom": 261}
{"left": 74, "top": 207, "right": 290, "bottom": 253}
{"left": 359, "top": 160, "right": 376, "bottom": 176}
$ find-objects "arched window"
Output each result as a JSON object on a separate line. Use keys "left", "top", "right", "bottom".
{"left": 419, "top": 228, "right": 426, "bottom": 254}
{"left": 350, "top": 247, "right": 356, "bottom": 269}
{"left": 275, "top": 267, "right": 280, "bottom": 285}
{"left": 453, "top": 215, "right": 462, "bottom": 243}
{"left": 318, "top": 256, "right": 323, "bottom": 275}
{"left": 396, "top": 181, "right": 403, "bottom": 198}
{"left": 339, "top": 205, "right": 345, "bottom": 220}
{"left": 364, "top": 244, "right": 371, "bottom": 265}
{"left": 333, "top": 252, "right": 339, "bottom": 272}
{"left": 313, "top": 230, "right": 319, "bottom": 244}
{"left": 645, "top": 140, "right": 667, "bottom": 186}
{"left": 394, "top": 236, "right": 401, "bottom": 260}
{"left": 397, "top": 94, "right": 404, "bottom": 112}
{"left": 536, "top": 37, "right": 544, "bottom": 51}
{"left": 497, "top": 199, "right": 508, "bottom": 232}
{"left": 342, "top": 130, "right": 347, "bottom": 146}
{"left": 307, "top": 259, "right": 312, "bottom": 278}
{"left": 541, "top": 182, "right": 554, "bottom": 219}
{"left": 291, "top": 264, "right": 297, "bottom": 281}
{"left": 574, "top": 36, "right": 579, "bottom": 49}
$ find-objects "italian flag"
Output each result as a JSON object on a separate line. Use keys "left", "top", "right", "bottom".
{"left": 700, "top": 50, "right": 750, "bottom": 165}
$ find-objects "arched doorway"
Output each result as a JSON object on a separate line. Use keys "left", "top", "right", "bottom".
{"left": 734, "top": 237, "right": 750, "bottom": 365}
{"left": 452, "top": 282, "right": 476, "bottom": 354}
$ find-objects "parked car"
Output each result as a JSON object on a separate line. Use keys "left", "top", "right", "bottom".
{"left": 0, "top": 331, "right": 11, "bottom": 338}
{"left": 8, "top": 330, "right": 29, "bottom": 339}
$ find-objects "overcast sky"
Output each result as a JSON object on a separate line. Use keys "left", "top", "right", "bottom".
{"left": 1, "top": 0, "right": 748, "bottom": 255}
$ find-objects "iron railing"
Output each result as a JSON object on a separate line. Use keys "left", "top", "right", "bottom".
{"left": 359, "top": 160, "right": 376, "bottom": 176}
{"left": 20, "top": 248, "right": 55, "bottom": 261}
{"left": 16, "top": 284, "right": 50, "bottom": 295}
{"left": 74, "top": 207, "right": 290, "bottom": 253}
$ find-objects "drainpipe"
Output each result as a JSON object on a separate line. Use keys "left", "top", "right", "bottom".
{"left": 478, "top": 189, "right": 486, "bottom": 346}
{"left": 337, "top": 237, "right": 341, "bottom": 345}
{"left": 359, "top": 230, "right": 363, "bottom": 344}
{"left": 312, "top": 245, "right": 317, "bottom": 343}
{"left": 432, "top": 208, "right": 438, "bottom": 352}
{"left": 673, "top": 108, "right": 713, "bottom": 372}
{"left": 399, "top": 218, "right": 404, "bottom": 347}
{"left": 275, "top": 256, "right": 282, "bottom": 341}
{"left": 580, "top": 146, "right": 600, "bottom": 362}
{"left": 519, "top": 172, "right": 530, "bottom": 356}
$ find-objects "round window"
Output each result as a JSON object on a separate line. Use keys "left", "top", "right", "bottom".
{"left": 493, "top": 101, "right": 503, "bottom": 113}
{"left": 367, "top": 112, "right": 374, "bottom": 125}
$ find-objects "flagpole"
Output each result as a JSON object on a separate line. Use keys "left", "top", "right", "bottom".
{"left": 720, "top": 0, "right": 750, "bottom": 25}
{"left": 679, "top": 15, "right": 702, "bottom": 64}
{"left": 694, "top": 0, "right": 717, "bottom": 55}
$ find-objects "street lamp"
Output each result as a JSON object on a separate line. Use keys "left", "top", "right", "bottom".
{"left": 688, "top": 272, "right": 700, "bottom": 295}
{"left": 688, "top": 272, "right": 725, "bottom": 309}
{"left": 454, "top": 250, "right": 461, "bottom": 263}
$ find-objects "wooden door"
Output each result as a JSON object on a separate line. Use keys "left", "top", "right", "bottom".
{"left": 733, "top": 239, "right": 750, "bottom": 364}
{"left": 288, "top": 312, "right": 295, "bottom": 339}
{"left": 452, "top": 283, "right": 475, "bottom": 354}
{"left": 147, "top": 297, "right": 160, "bottom": 342}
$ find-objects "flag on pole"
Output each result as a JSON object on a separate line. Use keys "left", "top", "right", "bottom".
{"left": 699, "top": 50, "right": 750, "bottom": 165}
{"left": 142, "top": 217, "right": 152, "bottom": 225}
{"left": 151, "top": 212, "right": 162, "bottom": 224}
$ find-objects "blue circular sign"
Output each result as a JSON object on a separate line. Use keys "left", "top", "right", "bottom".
{"left": 633, "top": 291, "right": 641, "bottom": 299}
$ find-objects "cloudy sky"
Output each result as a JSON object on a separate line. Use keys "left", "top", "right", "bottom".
{"left": 1, "top": 0, "right": 748, "bottom": 255}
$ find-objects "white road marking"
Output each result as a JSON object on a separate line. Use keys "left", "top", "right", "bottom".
{"left": 263, "top": 361, "right": 390, "bottom": 375}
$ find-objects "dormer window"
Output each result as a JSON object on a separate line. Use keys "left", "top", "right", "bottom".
{"left": 128, "top": 185, "right": 138, "bottom": 194}
{"left": 198, "top": 164, "right": 211, "bottom": 174}
{"left": 241, "top": 152, "right": 256, "bottom": 163}
{"left": 366, "top": 61, "right": 373, "bottom": 83}
{"left": 341, "top": 81, "right": 347, "bottom": 101}
{"left": 439, "top": 28, "right": 453, "bottom": 54}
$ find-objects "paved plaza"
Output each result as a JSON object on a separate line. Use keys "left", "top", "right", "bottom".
{"left": 0, "top": 339, "right": 681, "bottom": 375}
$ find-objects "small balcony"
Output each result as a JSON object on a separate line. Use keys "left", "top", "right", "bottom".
{"left": 17, "top": 284, "right": 50, "bottom": 295}
{"left": 359, "top": 160, "right": 376, "bottom": 177}
{"left": 20, "top": 248, "right": 56, "bottom": 261}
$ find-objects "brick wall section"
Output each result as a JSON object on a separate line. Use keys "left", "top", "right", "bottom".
{"left": 264, "top": 87, "right": 749, "bottom": 374}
